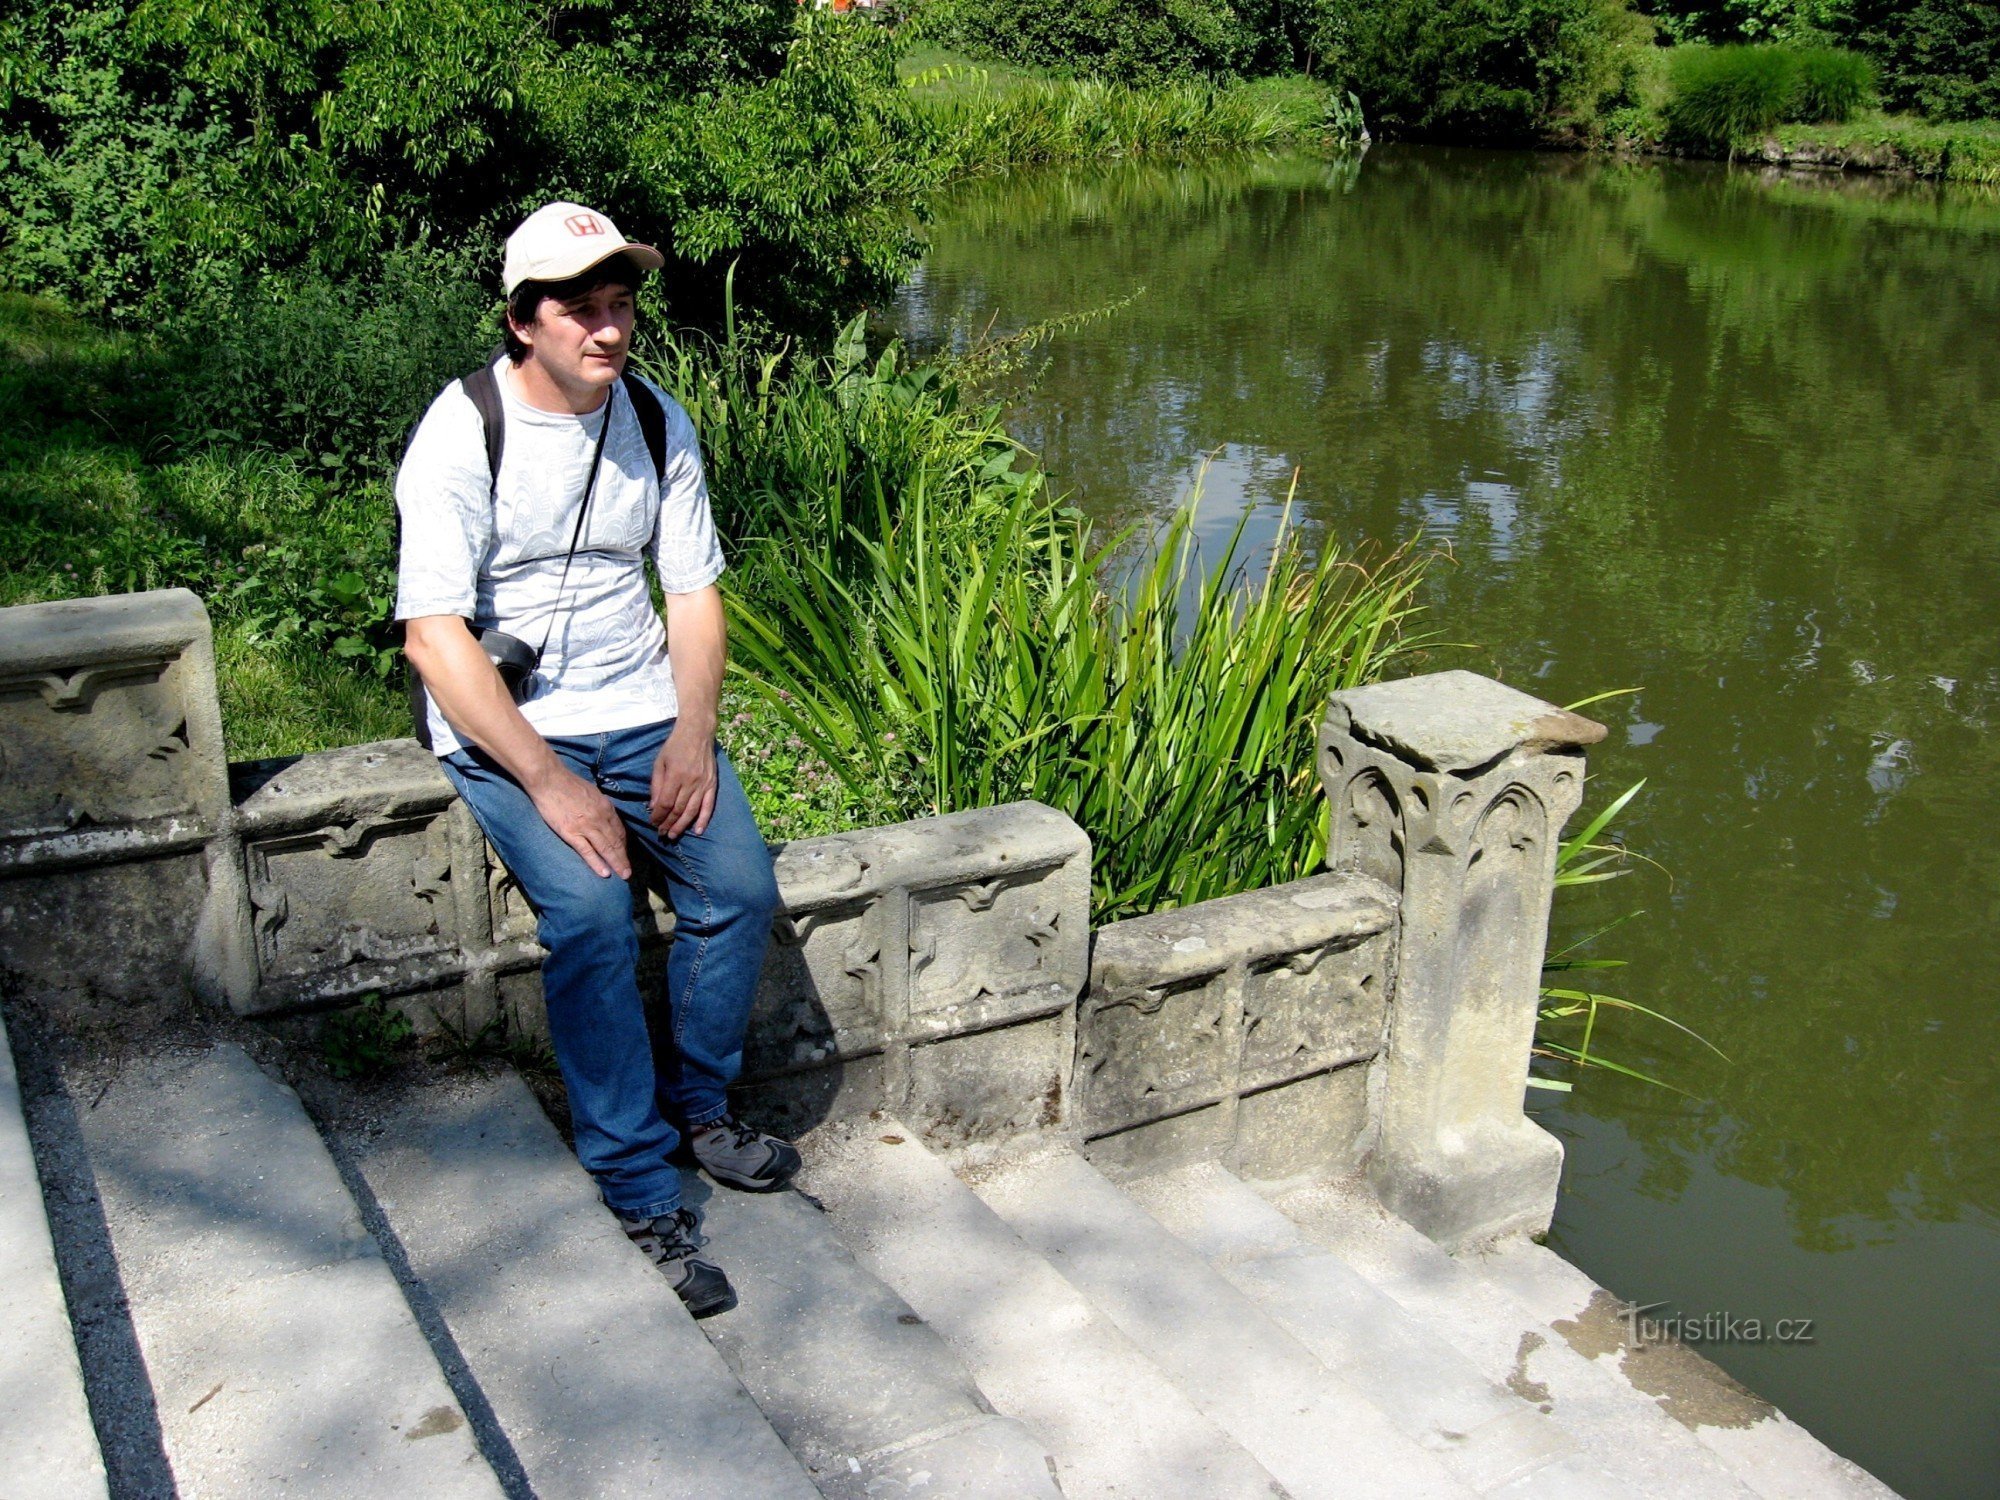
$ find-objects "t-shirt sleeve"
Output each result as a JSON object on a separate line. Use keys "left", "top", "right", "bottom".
{"left": 394, "top": 384, "right": 495, "bottom": 621}
{"left": 648, "top": 390, "right": 727, "bottom": 595}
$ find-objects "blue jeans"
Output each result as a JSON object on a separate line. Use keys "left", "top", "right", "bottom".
{"left": 441, "top": 721, "right": 779, "bottom": 1219}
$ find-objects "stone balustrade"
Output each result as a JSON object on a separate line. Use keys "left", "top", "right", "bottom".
{"left": 0, "top": 591, "right": 1601, "bottom": 1249}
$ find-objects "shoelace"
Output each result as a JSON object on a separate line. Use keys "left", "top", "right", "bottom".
{"left": 703, "top": 1114, "right": 764, "bottom": 1150}
{"left": 625, "top": 1207, "right": 701, "bottom": 1264}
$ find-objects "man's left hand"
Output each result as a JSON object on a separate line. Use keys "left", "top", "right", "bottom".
{"left": 650, "top": 724, "right": 718, "bottom": 838}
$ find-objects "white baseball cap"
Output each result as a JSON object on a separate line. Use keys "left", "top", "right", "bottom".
{"left": 502, "top": 201, "right": 664, "bottom": 295}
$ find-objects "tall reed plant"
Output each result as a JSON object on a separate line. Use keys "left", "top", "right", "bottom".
{"left": 920, "top": 76, "right": 1344, "bottom": 175}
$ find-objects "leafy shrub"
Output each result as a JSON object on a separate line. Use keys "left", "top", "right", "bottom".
{"left": 1, "top": 1, "right": 945, "bottom": 340}
{"left": 1832, "top": 0, "right": 2000, "bottom": 123}
{"left": 912, "top": 0, "right": 1263, "bottom": 85}
{"left": 1788, "top": 45, "right": 1876, "bottom": 122}
{"left": 1642, "top": 0, "right": 1838, "bottom": 45}
{"left": 1311, "top": 0, "right": 1656, "bottom": 140}
{"left": 1662, "top": 44, "right": 1799, "bottom": 146}
{"left": 168, "top": 253, "right": 495, "bottom": 484}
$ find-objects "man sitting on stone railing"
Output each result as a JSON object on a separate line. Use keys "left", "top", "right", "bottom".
{"left": 397, "top": 201, "right": 795, "bottom": 1319}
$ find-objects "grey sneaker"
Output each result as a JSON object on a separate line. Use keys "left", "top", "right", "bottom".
{"left": 688, "top": 1113, "right": 802, "bottom": 1193}
{"left": 617, "top": 1206, "right": 736, "bottom": 1318}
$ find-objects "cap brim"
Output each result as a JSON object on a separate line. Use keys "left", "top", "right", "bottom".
{"left": 508, "top": 241, "right": 665, "bottom": 293}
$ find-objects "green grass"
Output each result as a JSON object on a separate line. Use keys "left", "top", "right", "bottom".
{"left": 910, "top": 65, "right": 1345, "bottom": 175}
{"left": 1770, "top": 112, "right": 2000, "bottom": 184}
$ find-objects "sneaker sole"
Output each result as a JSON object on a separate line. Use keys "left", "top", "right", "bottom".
{"left": 699, "top": 1141, "right": 802, "bottom": 1194}
{"left": 683, "top": 1283, "right": 739, "bottom": 1319}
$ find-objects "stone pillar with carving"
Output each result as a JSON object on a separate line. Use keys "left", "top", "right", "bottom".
{"left": 1319, "top": 669, "right": 1605, "bottom": 1250}
{"left": 0, "top": 590, "right": 249, "bottom": 1016}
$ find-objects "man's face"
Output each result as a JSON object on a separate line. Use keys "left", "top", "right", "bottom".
{"left": 513, "top": 280, "right": 636, "bottom": 401}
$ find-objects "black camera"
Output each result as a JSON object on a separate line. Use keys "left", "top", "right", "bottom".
{"left": 474, "top": 627, "right": 540, "bottom": 703}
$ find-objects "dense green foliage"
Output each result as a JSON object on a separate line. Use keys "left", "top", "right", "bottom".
{"left": 1310, "top": 0, "right": 1658, "bottom": 139}
{"left": 1641, "top": 0, "right": 1999, "bottom": 123}
{"left": 1664, "top": 43, "right": 1810, "bottom": 142}
{"left": 915, "top": 0, "right": 1661, "bottom": 140}
{"left": 0, "top": 0, "right": 944, "bottom": 337}
{"left": 919, "top": 75, "right": 1341, "bottom": 172}
{"left": 1834, "top": 0, "right": 2000, "bottom": 122}
{"left": 913, "top": 0, "right": 1269, "bottom": 85}
{"left": 1789, "top": 44, "right": 1877, "bottom": 121}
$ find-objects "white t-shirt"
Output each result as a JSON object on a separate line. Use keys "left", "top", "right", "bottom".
{"left": 394, "top": 360, "right": 725, "bottom": 757}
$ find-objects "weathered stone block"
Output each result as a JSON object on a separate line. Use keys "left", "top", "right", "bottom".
{"left": 1078, "top": 872, "right": 1396, "bottom": 1142}
{"left": 905, "top": 1017, "right": 1066, "bottom": 1147}
{"left": 1084, "top": 1103, "right": 1232, "bottom": 1182}
{"left": 0, "top": 591, "right": 226, "bottom": 871}
{"left": 230, "top": 739, "right": 455, "bottom": 833}
{"left": 908, "top": 867, "right": 1076, "bottom": 1031}
{"left": 496, "top": 967, "right": 548, "bottom": 1041}
{"left": 1077, "top": 971, "right": 1231, "bottom": 1133}
{"left": 1239, "top": 934, "right": 1390, "bottom": 1091}
{"left": 0, "top": 852, "right": 208, "bottom": 1016}
{"left": 747, "top": 900, "right": 887, "bottom": 1076}
{"left": 1233, "top": 1065, "right": 1372, "bottom": 1183}
{"left": 242, "top": 811, "right": 460, "bottom": 1005}
{"left": 732, "top": 1052, "right": 886, "bottom": 1138}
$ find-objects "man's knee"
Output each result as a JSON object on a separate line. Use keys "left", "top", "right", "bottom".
{"left": 536, "top": 870, "right": 639, "bottom": 951}
{"left": 725, "top": 858, "right": 782, "bottom": 932}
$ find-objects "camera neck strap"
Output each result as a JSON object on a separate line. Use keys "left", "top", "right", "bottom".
{"left": 535, "top": 386, "right": 616, "bottom": 668}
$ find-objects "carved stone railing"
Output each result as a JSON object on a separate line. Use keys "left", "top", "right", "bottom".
{"left": 0, "top": 592, "right": 1601, "bottom": 1251}
{"left": 1076, "top": 874, "right": 1396, "bottom": 1183}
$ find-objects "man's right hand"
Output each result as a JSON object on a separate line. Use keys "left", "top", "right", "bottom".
{"left": 405, "top": 615, "right": 632, "bottom": 881}
{"left": 528, "top": 766, "right": 632, "bottom": 881}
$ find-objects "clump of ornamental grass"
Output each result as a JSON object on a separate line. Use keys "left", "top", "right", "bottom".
{"left": 1663, "top": 45, "right": 1801, "bottom": 150}
{"left": 1789, "top": 46, "right": 1877, "bottom": 125}
{"left": 1663, "top": 44, "right": 1878, "bottom": 152}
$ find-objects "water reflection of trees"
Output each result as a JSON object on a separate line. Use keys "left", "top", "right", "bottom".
{"left": 889, "top": 147, "right": 2000, "bottom": 1247}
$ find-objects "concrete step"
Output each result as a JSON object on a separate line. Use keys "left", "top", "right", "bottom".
{"left": 801, "top": 1116, "right": 1287, "bottom": 1500}
{"left": 1121, "top": 1161, "right": 1598, "bottom": 1496}
{"left": 1470, "top": 1235, "right": 1900, "bottom": 1500}
{"left": 72, "top": 1044, "right": 502, "bottom": 1498}
{"left": 973, "top": 1145, "right": 1479, "bottom": 1500}
{"left": 684, "top": 1163, "right": 1062, "bottom": 1499}
{"left": 1270, "top": 1177, "right": 1765, "bottom": 1500}
{"left": 0, "top": 1009, "right": 109, "bottom": 1500}
{"left": 340, "top": 1071, "right": 821, "bottom": 1500}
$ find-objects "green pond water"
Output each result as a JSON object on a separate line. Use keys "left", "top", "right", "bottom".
{"left": 883, "top": 145, "right": 2000, "bottom": 1499}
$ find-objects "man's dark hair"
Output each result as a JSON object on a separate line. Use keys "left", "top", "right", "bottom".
{"left": 502, "top": 251, "right": 648, "bottom": 363}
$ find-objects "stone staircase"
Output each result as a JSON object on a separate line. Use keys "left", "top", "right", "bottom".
{"left": 5, "top": 1027, "right": 1896, "bottom": 1500}
{"left": 0, "top": 593, "right": 1900, "bottom": 1497}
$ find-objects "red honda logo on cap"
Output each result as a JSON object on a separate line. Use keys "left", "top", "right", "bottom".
{"left": 565, "top": 213, "right": 605, "bottom": 237}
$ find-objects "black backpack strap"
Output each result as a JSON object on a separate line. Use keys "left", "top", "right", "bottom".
{"left": 460, "top": 362, "right": 506, "bottom": 493}
{"left": 621, "top": 370, "right": 668, "bottom": 482}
